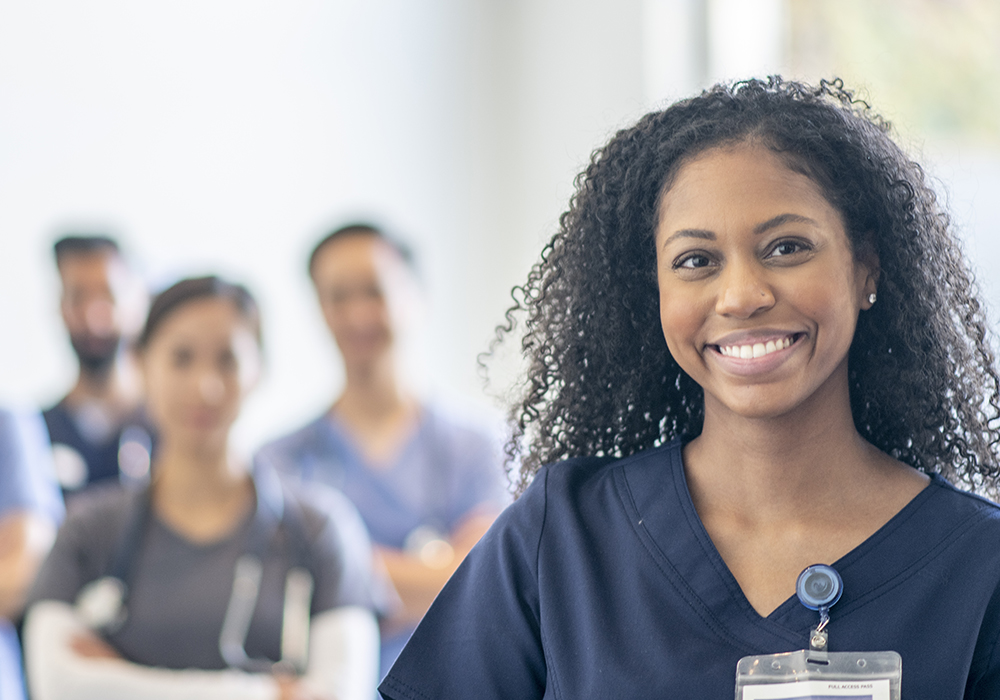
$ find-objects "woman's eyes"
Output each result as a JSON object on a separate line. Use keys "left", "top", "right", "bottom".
{"left": 670, "top": 238, "right": 813, "bottom": 274}
{"left": 168, "top": 347, "right": 238, "bottom": 371}
{"left": 171, "top": 349, "right": 193, "bottom": 368}
{"left": 218, "top": 351, "right": 238, "bottom": 370}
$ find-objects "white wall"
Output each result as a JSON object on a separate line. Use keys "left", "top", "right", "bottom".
{"left": 0, "top": 0, "right": 673, "bottom": 452}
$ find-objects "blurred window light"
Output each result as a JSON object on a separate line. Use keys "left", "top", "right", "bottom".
{"left": 787, "top": 0, "right": 1000, "bottom": 147}
{"left": 642, "top": 0, "right": 707, "bottom": 104}
{"left": 706, "top": 0, "right": 787, "bottom": 85}
{"left": 787, "top": 0, "right": 1000, "bottom": 329}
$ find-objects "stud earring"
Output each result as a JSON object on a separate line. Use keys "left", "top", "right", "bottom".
{"left": 868, "top": 292, "right": 877, "bottom": 305}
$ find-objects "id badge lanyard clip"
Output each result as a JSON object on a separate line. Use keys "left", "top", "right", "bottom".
{"left": 796, "top": 564, "right": 840, "bottom": 652}
{"left": 734, "top": 564, "right": 902, "bottom": 700}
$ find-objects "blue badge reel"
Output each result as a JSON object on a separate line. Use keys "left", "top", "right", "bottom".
{"left": 734, "top": 564, "right": 902, "bottom": 700}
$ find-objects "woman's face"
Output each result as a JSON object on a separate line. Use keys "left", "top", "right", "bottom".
{"left": 141, "top": 297, "right": 260, "bottom": 452}
{"left": 654, "top": 143, "right": 876, "bottom": 422}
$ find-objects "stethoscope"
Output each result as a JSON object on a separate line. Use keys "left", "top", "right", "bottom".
{"left": 75, "top": 465, "right": 315, "bottom": 674}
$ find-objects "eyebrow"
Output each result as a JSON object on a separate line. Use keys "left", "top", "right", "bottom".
{"left": 661, "top": 213, "right": 819, "bottom": 248}
{"left": 753, "top": 213, "right": 818, "bottom": 235}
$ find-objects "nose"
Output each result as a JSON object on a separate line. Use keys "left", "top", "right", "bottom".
{"left": 344, "top": 296, "right": 376, "bottom": 324}
{"left": 83, "top": 299, "right": 116, "bottom": 337}
{"left": 715, "top": 259, "right": 775, "bottom": 319}
{"left": 197, "top": 372, "right": 226, "bottom": 405}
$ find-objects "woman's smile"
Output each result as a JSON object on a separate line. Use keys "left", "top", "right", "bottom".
{"left": 712, "top": 332, "right": 798, "bottom": 359}
{"left": 708, "top": 332, "right": 805, "bottom": 376}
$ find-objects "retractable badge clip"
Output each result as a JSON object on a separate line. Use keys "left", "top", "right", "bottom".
{"left": 795, "top": 564, "right": 842, "bottom": 651}
{"left": 734, "top": 564, "right": 902, "bottom": 699}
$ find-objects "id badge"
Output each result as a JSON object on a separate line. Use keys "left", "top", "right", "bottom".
{"left": 734, "top": 649, "right": 902, "bottom": 700}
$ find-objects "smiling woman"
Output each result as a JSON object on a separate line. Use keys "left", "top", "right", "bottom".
{"left": 377, "top": 78, "right": 1000, "bottom": 700}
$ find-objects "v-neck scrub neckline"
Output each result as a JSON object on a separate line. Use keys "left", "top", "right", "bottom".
{"left": 618, "top": 441, "right": 944, "bottom": 654}
{"left": 324, "top": 409, "right": 426, "bottom": 475}
{"left": 381, "top": 438, "right": 1000, "bottom": 700}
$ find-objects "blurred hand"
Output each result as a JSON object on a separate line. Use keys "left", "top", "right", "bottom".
{"left": 275, "top": 674, "right": 335, "bottom": 700}
{"left": 70, "top": 632, "right": 122, "bottom": 660}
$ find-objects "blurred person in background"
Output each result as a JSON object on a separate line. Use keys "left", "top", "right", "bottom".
{"left": 25, "top": 276, "right": 380, "bottom": 700}
{"left": 256, "top": 223, "right": 509, "bottom": 679}
{"left": 44, "top": 235, "right": 154, "bottom": 499}
{"left": 0, "top": 408, "right": 63, "bottom": 700}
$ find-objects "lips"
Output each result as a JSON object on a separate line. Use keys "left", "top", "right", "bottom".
{"left": 707, "top": 332, "right": 804, "bottom": 376}
{"left": 185, "top": 408, "right": 225, "bottom": 429}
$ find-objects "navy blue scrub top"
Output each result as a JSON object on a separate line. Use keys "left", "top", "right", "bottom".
{"left": 380, "top": 439, "right": 1000, "bottom": 700}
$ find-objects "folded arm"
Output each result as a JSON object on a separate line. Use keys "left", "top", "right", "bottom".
{"left": 24, "top": 601, "right": 379, "bottom": 700}
{"left": 378, "top": 509, "right": 497, "bottom": 627}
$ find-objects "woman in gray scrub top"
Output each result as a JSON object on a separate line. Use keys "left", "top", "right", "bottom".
{"left": 24, "top": 276, "right": 380, "bottom": 700}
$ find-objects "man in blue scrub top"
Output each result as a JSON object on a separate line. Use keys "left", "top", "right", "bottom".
{"left": 0, "top": 408, "right": 63, "bottom": 700}
{"left": 257, "top": 223, "right": 510, "bottom": 680}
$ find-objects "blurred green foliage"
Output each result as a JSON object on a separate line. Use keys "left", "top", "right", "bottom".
{"left": 788, "top": 0, "right": 1000, "bottom": 147}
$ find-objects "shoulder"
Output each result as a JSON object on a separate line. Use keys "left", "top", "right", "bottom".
{"left": 421, "top": 402, "right": 503, "bottom": 449}
{"left": 282, "top": 478, "right": 367, "bottom": 542}
{"left": 269, "top": 470, "right": 384, "bottom": 612}
{"left": 492, "top": 441, "right": 679, "bottom": 543}
{"left": 0, "top": 407, "right": 48, "bottom": 463}
{"left": 418, "top": 403, "right": 508, "bottom": 493}
{"left": 29, "top": 485, "right": 138, "bottom": 604}
{"left": 919, "top": 474, "right": 1000, "bottom": 535}
{"left": 41, "top": 400, "right": 67, "bottom": 422}
{"left": 0, "top": 407, "right": 63, "bottom": 519}
{"left": 525, "top": 440, "right": 679, "bottom": 505}
{"left": 60, "top": 484, "right": 138, "bottom": 537}
{"left": 257, "top": 415, "right": 330, "bottom": 461}
{"left": 265, "top": 467, "right": 372, "bottom": 569}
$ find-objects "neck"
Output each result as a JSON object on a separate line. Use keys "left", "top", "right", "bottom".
{"left": 333, "top": 357, "right": 421, "bottom": 466}
{"left": 339, "top": 354, "right": 412, "bottom": 421}
{"left": 150, "top": 441, "right": 254, "bottom": 543}
{"left": 685, "top": 371, "right": 878, "bottom": 522}
{"left": 153, "top": 441, "right": 245, "bottom": 496}
{"left": 66, "top": 362, "right": 135, "bottom": 411}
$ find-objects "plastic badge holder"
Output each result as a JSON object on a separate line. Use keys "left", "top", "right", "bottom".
{"left": 735, "top": 649, "right": 902, "bottom": 700}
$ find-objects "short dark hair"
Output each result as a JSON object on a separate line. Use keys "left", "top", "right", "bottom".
{"left": 307, "top": 222, "right": 416, "bottom": 278}
{"left": 53, "top": 235, "right": 120, "bottom": 265}
{"left": 137, "top": 276, "right": 261, "bottom": 350}
{"left": 497, "top": 76, "right": 1000, "bottom": 495}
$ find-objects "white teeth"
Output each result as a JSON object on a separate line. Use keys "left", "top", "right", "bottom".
{"left": 719, "top": 335, "right": 794, "bottom": 359}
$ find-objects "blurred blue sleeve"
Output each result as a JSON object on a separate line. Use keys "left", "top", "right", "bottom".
{"left": 0, "top": 408, "right": 65, "bottom": 524}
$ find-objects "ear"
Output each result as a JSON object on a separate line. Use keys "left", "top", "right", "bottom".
{"left": 240, "top": 362, "right": 262, "bottom": 396}
{"left": 856, "top": 241, "right": 881, "bottom": 310}
{"left": 236, "top": 336, "right": 263, "bottom": 396}
{"left": 135, "top": 348, "right": 150, "bottom": 397}
{"left": 58, "top": 293, "right": 72, "bottom": 326}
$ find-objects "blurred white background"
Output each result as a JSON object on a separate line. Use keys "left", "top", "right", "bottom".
{"left": 1, "top": 0, "right": 997, "bottom": 452}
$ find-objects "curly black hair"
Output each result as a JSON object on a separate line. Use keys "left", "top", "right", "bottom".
{"left": 495, "top": 76, "right": 1000, "bottom": 496}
